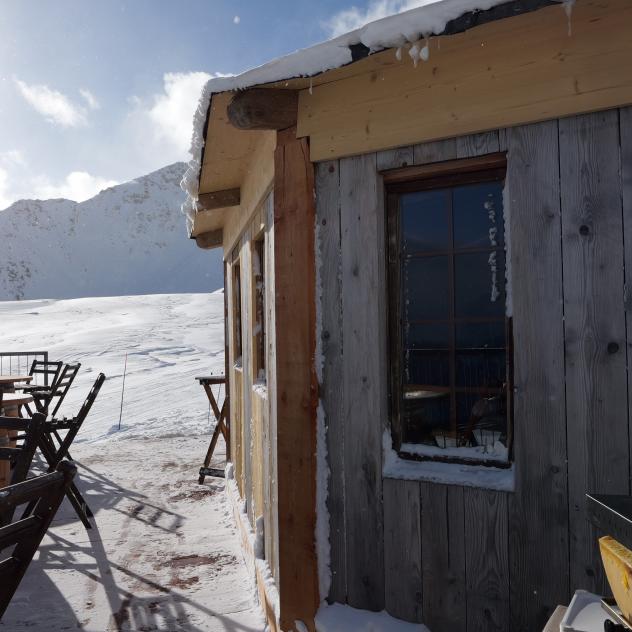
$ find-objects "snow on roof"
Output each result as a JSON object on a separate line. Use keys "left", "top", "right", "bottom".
{"left": 181, "top": 0, "right": 568, "bottom": 232}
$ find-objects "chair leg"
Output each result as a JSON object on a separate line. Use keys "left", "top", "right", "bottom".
{"left": 198, "top": 423, "right": 223, "bottom": 484}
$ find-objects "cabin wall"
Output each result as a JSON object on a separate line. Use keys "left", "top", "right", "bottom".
{"left": 226, "top": 191, "right": 279, "bottom": 585}
{"left": 316, "top": 106, "right": 632, "bottom": 631}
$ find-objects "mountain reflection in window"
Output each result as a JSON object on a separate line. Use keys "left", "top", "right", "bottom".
{"left": 394, "top": 177, "right": 511, "bottom": 465}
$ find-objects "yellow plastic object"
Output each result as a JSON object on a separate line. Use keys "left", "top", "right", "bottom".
{"left": 600, "top": 536, "right": 632, "bottom": 622}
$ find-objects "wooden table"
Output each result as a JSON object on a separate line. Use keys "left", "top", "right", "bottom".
{"left": 0, "top": 392, "right": 33, "bottom": 488}
{"left": 0, "top": 375, "right": 32, "bottom": 386}
{"left": 196, "top": 376, "right": 228, "bottom": 482}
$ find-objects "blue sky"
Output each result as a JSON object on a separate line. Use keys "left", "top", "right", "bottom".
{"left": 0, "top": 0, "right": 422, "bottom": 209}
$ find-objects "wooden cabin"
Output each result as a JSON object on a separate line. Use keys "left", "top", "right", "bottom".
{"left": 184, "top": 0, "right": 632, "bottom": 629}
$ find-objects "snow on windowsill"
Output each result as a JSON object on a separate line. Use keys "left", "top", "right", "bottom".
{"left": 383, "top": 431, "right": 514, "bottom": 492}
{"left": 315, "top": 602, "right": 430, "bottom": 632}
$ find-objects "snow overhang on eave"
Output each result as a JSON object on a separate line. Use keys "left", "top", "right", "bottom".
{"left": 181, "top": 0, "right": 565, "bottom": 242}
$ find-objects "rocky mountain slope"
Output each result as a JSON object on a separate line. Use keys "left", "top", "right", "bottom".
{"left": 0, "top": 162, "right": 222, "bottom": 300}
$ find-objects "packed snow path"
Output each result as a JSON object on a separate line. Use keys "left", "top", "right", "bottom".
{"left": 0, "top": 293, "right": 266, "bottom": 631}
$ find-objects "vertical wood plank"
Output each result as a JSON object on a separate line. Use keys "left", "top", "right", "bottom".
{"left": 413, "top": 138, "right": 457, "bottom": 165}
{"left": 456, "top": 131, "right": 500, "bottom": 159}
{"left": 340, "top": 152, "right": 385, "bottom": 610}
{"left": 315, "top": 160, "right": 347, "bottom": 603}
{"left": 383, "top": 479, "right": 422, "bottom": 622}
{"left": 623, "top": 107, "right": 632, "bottom": 516}
{"left": 265, "top": 193, "right": 280, "bottom": 582}
{"left": 464, "top": 489, "right": 510, "bottom": 632}
{"left": 560, "top": 110, "right": 629, "bottom": 593}
{"left": 421, "top": 483, "right": 466, "bottom": 632}
{"left": 274, "top": 129, "right": 320, "bottom": 629}
{"left": 377, "top": 146, "right": 414, "bottom": 171}
{"left": 506, "top": 120, "right": 569, "bottom": 631}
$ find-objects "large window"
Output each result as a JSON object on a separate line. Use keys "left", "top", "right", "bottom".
{"left": 387, "top": 157, "right": 512, "bottom": 466}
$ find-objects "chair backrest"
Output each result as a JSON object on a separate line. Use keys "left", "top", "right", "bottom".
{"left": 49, "top": 363, "right": 81, "bottom": 418}
{"left": 0, "top": 413, "right": 45, "bottom": 488}
{"left": 0, "top": 462, "right": 76, "bottom": 620}
{"left": 47, "top": 374, "right": 106, "bottom": 466}
{"left": 74, "top": 373, "right": 106, "bottom": 426}
{"left": 28, "top": 360, "right": 62, "bottom": 387}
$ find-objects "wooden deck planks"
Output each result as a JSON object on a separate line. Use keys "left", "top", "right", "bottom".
{"left": 315, "top": 160, "right": 347, "bottom": 603}
{"left": 560, "top": 110, "right": 629, "bottom": 593}
{"left": 505, "top": 120, "right": 569, "bottom": 631}
{"left": 340, "top": 152, "right": 385, "bottom": 610}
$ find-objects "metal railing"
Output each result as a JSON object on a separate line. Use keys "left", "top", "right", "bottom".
{"left": 0, "top": 351, "right": 50, "bottom": 385}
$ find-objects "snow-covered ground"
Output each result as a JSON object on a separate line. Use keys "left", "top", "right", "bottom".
{"left": 0, "top": 292, "right": 226, "bottom": 443}
{"left": 0, "top": 292, "right": 266, "bottom": 631}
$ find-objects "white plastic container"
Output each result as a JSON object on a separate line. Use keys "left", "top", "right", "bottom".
{"left": 560, "top": 590, "right": 616, "bottom": 631}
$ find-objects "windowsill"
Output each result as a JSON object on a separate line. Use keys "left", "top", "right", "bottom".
{"left": 383, "top": 432, "right": 514, "bottom": 492}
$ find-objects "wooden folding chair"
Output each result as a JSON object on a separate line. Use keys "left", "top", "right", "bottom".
{"left": 26, "top": 373, "right": 106, "bottom": 530}
{"left": 22, "top": 362, "right": 81, "bottom": 418}
{"left": 0, "top": 462, "right": 77, "bottom": 620}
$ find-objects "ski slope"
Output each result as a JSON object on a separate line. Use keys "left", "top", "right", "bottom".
{"left": 0, "top": 292, "right": 225, "bottom": 442}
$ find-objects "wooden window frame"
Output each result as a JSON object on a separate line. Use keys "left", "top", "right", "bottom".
{"left": 251, "top": 231, "right": 266, "bottom": 384}
{"left": 231, "top": 253, "right": 243, "bottom": 368}
{"left": 385, "top": 153, "right": 514, "bottom": 468}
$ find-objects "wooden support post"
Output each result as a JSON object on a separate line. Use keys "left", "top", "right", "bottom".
{"left": 273, "top": 126, "right": 319, "bottom": 631}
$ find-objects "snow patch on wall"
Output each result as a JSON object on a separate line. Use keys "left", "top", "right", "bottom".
{"left": 314, "top": 217, "right": 332, "bottom": 602}
{"left": 383, "top": 430, "right": 515, "bottom": 492}
{"left": 315, "top": 602, "right": 430, "bottom": 631}
{"left": 181, "top": 0, "right": 568, "bottom": 232}
{"left": 226, "top": 467, "right": 280, "bottom": 621}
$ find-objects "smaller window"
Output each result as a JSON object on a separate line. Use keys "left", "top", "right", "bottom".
{"left": 252, "top": 235, "right": 266, "bottom": 382}
{"left": 232, "top": 260, "right": 243, "bottom": 365}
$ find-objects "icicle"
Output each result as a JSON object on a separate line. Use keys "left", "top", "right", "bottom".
{"left": 420, "top": 36, "right": 430, "bottom": 62}
{"left": 563, "top": 0, "right": 575, "bottom": 36}
{"left": 395, "top": 47, "right": 402, "bottom": 61}
{"left": 309, "top": 77, "right": 313, "bottom": 95}
{"left": 408, "top": 41, "right": 421, "bottom": 67}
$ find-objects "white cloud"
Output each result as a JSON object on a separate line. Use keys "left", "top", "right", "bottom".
{"left": 325, "top": 0, "right": 435, "bottom": 37}
{"left": 128, "top": 71, "right": 231, "bottom": 165}
{"left": 80, "top": 88, "right": 100, "bottom": 110}
{"left": 0, "top": 167, "right": 12, "bottom": 211}
{"left": 14, "top": 78, "right": 89, "bottom": 127}
{"left": 31, "top": 172, "right": 118, "bottom": 202}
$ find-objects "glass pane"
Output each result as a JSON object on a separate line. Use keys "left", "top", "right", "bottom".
{"left": 454, "top": 251, "right": 505, "bottom": 318}
{"left": 404, "top": 350, "right": 450, "bottom": 387}
{"left": 453, "top": 181, "right": 504, "bottom": 249}
{"left": 455, "top": 350, "right": 506, "bottom": 388}
{"left": 402, "top": 396, "right": 450, "bottom": 445}
{"left": 401, "top": 190, "right": 449, "bottom": 254}
{"left": 456, "top": 321, "right": 505, "bottom": 349}
{"left": 403, "top": 256, "right": 449, "bottom": 321}
{"left": 456, "top": 393, "right": 508, "bottom": 460}
{"left": 406, "top": 323, "right": 450, "bottom": 350}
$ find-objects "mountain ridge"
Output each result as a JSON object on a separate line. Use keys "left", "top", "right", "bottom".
{"left": 0, "top": 162, "right": 222, "bottom": 300}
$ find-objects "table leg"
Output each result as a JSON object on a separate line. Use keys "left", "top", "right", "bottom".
{"left": 0, "top": 403, "right": 19, "bottom": 488}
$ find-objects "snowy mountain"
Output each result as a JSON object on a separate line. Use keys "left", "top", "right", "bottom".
{"left": 0, "top": 162, "right": 222, "bottom": 300}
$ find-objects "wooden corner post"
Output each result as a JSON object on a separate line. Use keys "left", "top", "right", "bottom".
{"left": 273, "top": 126, "right": 320, "bottom": 631}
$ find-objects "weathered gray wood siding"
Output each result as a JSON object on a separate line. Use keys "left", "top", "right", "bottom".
{"left": 316, "top": 106, "right": 632, "bottom": 631}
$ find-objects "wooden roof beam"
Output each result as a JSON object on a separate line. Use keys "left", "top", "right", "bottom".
{"left": 193, "top": 228, "right": 223, "bottom": 250}
{"left": 227, "top": 89, "right": 298, "bottom": 131}
{"left": 197, "top": 188, "right": 240, "bottom": 211}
